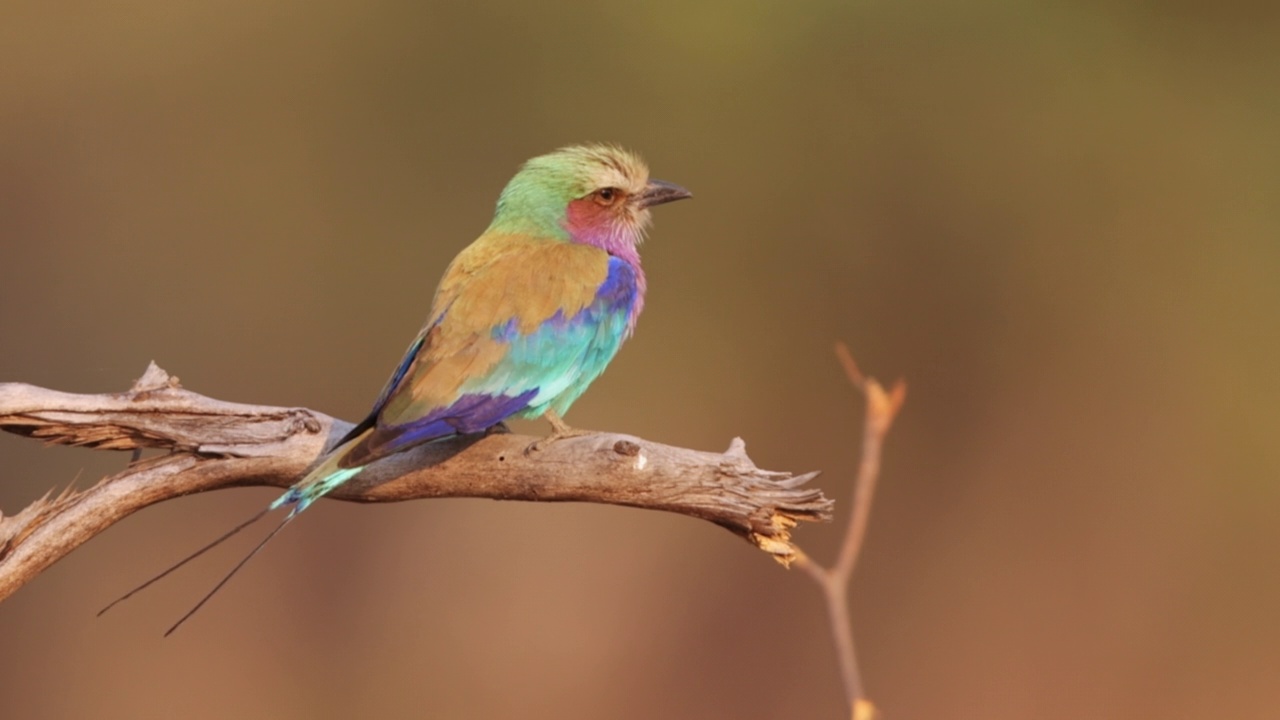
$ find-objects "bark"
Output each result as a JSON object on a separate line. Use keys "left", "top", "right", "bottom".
{"left": 0, "top": 363, "right": 831, "bottom": 602}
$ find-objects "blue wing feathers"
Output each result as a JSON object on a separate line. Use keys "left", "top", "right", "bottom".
{"left": 390, "top": 389, "right": 538, "bottom": 445}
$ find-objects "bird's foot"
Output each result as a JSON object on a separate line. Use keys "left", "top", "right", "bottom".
{"left": 524, "top": 411, "right": 596, "bottom": 454}
{"left": 484, "top": 421, "right": 512, "bottom": 436}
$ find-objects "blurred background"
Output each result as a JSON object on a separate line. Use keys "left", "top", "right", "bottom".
{"left": 2, "top": 1, "right": 1277, "bottom": 718}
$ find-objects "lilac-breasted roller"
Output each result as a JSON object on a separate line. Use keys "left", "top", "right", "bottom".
{"left": 102, "top": 145, "right": 691, "bottom": 633}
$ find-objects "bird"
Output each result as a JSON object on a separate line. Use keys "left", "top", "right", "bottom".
{"left": 100, "top": 144, "right": 691, "bottom": 634}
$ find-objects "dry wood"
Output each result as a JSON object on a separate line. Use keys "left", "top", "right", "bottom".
{"left": 0, "top": 363, "right": 831, "bottom": 602}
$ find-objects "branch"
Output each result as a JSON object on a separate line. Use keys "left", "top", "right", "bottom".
{"left": 0, "top": 363, "right": 832, "bottom": 602}
{"left": 795, "top": 343, "right": 906, "bottom": 720}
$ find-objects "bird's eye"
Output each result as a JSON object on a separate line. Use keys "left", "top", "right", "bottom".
{"left": 593, "top": 187, "right": 620, "bottom": 206}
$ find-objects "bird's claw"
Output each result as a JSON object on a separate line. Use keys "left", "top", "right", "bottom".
{"left": 524, "top": 412, "right": 596, "bottom": 454}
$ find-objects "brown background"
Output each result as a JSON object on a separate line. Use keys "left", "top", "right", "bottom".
{"left": 2, "top": 1, "right": 1277, "bottom": 718}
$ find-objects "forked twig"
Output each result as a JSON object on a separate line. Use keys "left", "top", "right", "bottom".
{"left": 795, "top": 343, "right": 907, "bottom": 720}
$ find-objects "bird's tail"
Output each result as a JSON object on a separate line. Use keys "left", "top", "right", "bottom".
{"left": 98, "top": 428, "right": 374, "bottom": 635}
{"left": 270, "top": 428, "right": 373, "bottom": 516}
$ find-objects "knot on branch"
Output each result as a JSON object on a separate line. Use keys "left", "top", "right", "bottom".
{"left": 129, "top": 361, "right": 182, "bottom": 395}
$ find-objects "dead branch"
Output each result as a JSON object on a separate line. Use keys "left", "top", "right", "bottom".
{"left": 795, "top": 343, "right": 906, "bottom": 720}
{"left": 0, "top": 363, "right": 831, "bottom": 603}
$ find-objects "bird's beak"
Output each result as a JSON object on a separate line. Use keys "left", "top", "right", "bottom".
{"left": 637, "top": 179, "right": 692, "bottom": 209}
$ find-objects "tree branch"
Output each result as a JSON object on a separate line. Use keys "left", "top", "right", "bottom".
{"left": 0, "top": 363, "right": 832, "bottom": 602}
{"left": 795, "top": 343, "right": 906, "bottom": 720}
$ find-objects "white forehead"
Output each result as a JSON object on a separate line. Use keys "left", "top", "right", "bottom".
{"left": 592, "top": 164, "right": 646, "bottom": 193}
{"left": 572, "top": 145, "right": 649, "bottom": 193}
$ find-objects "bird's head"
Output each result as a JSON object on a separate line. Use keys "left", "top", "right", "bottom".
{"left": 490, "top": 144, "right": 691, "bottom": 259}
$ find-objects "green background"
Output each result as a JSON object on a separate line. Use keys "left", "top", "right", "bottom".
{"left": 2, "top": 1, "right": 1277, "bottom": 718}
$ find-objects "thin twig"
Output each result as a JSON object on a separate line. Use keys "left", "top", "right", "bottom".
{"left": 796, "top": 342, "right": 906, "bottom": 719}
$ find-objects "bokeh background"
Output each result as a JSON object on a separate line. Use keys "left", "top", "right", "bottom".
{"left": 2, "top": 1, "right": 1277, "bottom": 718}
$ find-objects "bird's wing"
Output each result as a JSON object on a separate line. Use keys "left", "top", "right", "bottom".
{"left": 335, "top": 234, "right": 638, "bottom": 469}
